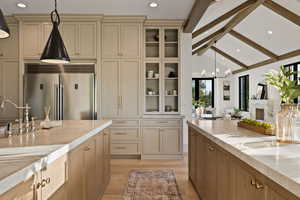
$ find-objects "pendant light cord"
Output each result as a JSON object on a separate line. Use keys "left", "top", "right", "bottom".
{"left": 214, "top": 41, "right": 217, "bottom": 79}
{"left": 51, "top": 0, "right": 60, "bottom": 25}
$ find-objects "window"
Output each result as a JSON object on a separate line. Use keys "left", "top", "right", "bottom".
{"left": 192, "top": 78, "right": 214, "bottom": 107}
{"left": 284, "top": 62, "right": 300, "bottom": 104}
{"left": 239, "top": 75, "right": 249, "bottom": 111}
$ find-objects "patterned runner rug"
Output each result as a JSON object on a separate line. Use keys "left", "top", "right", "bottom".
{"left": 123, "top": 169, "right": 183, "bottom": 200}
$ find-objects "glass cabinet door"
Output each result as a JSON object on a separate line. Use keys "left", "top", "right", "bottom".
{"left": 145, "top": 28, "right": 160, "bottom": 58}
{"left": 164, "top": 62, "right": 179, "bottom": 113}
{"left": 145, "top": 62, "right": 160, "bottom": 113}
{"left": 164, "top": 29, "right": 179, "bottom": 58}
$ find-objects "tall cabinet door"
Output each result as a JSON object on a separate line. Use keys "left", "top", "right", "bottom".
{"left": 102, "top": 60, "right": 119, "bottom": 118}
{"left": 0, "top": 61, "right": 19, "bottom": 119}
{"left": 204, "top": 141, "right": 217, "bottom": 200}
{"left": 23, "top": 23, "right": 41, "bottom": 58}
{"left": 78, "top": 23, "right": 97, "bottom": 58}
{"left": 61, "top": 23, "right": 77, "bottom": 57}
{"left": 120, "top": 24, "right": 140, "bottom": 58}
{"left": 119, "top": 60, "right": 140, "bottom": 117}
{"left": 0, "top": 24, "right": 19, "bottom": 59}
{"left": 102, "top": 24, "right": 120, "bottom": 58}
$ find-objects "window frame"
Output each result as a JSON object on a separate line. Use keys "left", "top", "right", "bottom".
{"left": 284, "top": 61, "right": 299, "bottom": 104}
{"left": 192, "top": 78, "right": 215, "bottom": 108}
{"left": 239, "top": 75, "right": 249, "bottom": 112}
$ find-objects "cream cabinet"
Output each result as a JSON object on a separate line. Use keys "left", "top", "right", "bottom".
{"left": 102, "top": 23, "right": 141, "bottom": 59}
{"left": 0, "top": 176, "right": 34, "bottom": 200}
{"left": 0, "top": 61, "right": 19, "bottom": 120}
{"left": 0, "top": 24, "right": 19, "bottom": 59}
{"left": 22, "top": 22, "right": 52, "bottom": 58}
{"left": 61, "top": 22, "right": 97, "bottom": 59}
{"left": 141, "top": 119, "right": 182, "bottom": 158}
{"left": 142, "top": 127, "right": 181, "bottom": 155}
{"left": 22, "top": 22, "right": 97, "bottom": 59}
{"left": 101, "top": 59, "right": 140, "bottom": 118}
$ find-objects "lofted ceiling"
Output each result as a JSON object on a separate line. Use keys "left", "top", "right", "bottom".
{"left": 0, "top": 0, "right": 195, "bottom": 19}
{"left": 192, "top": 0, "right": 300, "bottom": 73}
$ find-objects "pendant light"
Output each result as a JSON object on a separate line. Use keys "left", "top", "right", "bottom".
{"left": 0, "top": 9, "right": 10, "bottom": 39}
{"left": 211, "top": 41, "right": 231, "bottom": 79}
{"left": 40, "top": 0, "right": 70, "bottom": 64}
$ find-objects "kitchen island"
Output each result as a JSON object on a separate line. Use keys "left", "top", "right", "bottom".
{"left": 188, "top": 119, "right": 300, "bottom": 200}
{"left": 0, "top": 120, "right": 112, "bottom": 200}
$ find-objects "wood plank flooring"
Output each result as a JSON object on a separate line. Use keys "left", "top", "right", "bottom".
{"left": 102, "top": 155, "right": 200, "bottom": 200}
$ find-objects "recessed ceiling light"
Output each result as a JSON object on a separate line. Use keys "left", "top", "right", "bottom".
{"left": 149, "top": 2, "right": 159, "bottom": 8}
{"left": 17, "top": 2, "right": 27, "bottom": 8}
{"left": 267, "top": 30, "right": 273, "bottom": 35}
{"left": 236, "top": 49, "right": 241, "bottom": 52}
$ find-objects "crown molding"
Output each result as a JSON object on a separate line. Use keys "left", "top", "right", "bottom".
{"left": 144, "top": 19, "right": 185, "bottom": 27}
{"left": 102, "top": 15, "right": 147, "bottom": 23}
{"left": 14, "top": 14, "right": 104, "bottom": 22}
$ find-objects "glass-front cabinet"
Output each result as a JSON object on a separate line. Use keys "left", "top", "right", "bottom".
{"left": 144, "top": 26, "right": 180, "bottom": 114}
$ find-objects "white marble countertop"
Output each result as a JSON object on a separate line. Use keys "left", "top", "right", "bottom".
{"left": 188, "top": 119, "right": 300, "bottom": 198}
{"left": 0, "top": 120, "right": 112, "bottom": 196}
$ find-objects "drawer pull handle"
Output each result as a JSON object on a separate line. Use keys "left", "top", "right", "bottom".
{"left": 84, "top": 147, "right": 91, "bottom": 151}
{"left": 158, "top": 121, "right": 168, "bottom": 124}
{"left": 207, "top": 144, "right": 215, "bottom": 151}
{"left": 115, "top": 121, "right": 126, "bottom": 124}
{"left": 115, "top": 147, "right": 126, "bottom": 150}
{"left": 255, "top": 182, "right": 264, "bottom": 190}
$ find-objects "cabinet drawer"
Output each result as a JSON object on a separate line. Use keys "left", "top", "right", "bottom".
{"left": 142, "top": 120, "right": 180, "bottom": 127}
{"left": 112, "top": 120, "right": 139, "bottom": 127}
{"left": 41, "top": 155, "right": 67, "bottom": 200}
{"left": 111, "top": 128, "right": 139, "bottom": 141}
{"left": 111, "top": 143, "right": 139, "bottom": 155}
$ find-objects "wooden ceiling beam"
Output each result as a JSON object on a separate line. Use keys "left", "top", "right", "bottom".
{"left": 192, "top": 0, "right": 256, "bottom": 38}
{"left": 233, "top": 49, "right": 300, "bottom": 74}
{"left": 192, "top": 28, "right": 224, "bottom": 50}
{"left": 229, "top": 30, "right": 278, "bottom": 58}
{"left": 193, "top": 0, "right": 266, "bottom": 56}
{"left": 183, "top": 0, "right": 213, "bottom": 33}
{"left": 210, "top": 46, "right": 248, "bottom": 69}
{"left": 263, "top": 0, "right": 300, "bottom": 27}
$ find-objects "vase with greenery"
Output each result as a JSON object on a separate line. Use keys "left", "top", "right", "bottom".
{"left": 265, "top": 66, "right": 300, "bottom": 142}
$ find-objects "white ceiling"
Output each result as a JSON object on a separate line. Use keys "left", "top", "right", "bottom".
{"left": 193, "top": 0, "right": 300, "bottom": 71}
{"left": 0, "top": 0, "right": 195, "bottom": 19}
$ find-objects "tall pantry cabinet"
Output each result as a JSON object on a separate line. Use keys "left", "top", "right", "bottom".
{"left": 0, "top": 17, "right": 19, "bottom": 121}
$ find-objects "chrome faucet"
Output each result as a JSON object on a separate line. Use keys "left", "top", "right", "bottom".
{"left": 0, "top": 96, "right": 32, "bottom": 134}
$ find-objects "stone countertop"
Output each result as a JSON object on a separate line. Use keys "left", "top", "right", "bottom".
{"left": 187, "top": 119, "right": 300, "bottom": 198}
{"left": 0, "top": 120, "right": 112, "bottom": 196}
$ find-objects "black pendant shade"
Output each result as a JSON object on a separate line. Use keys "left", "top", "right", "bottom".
{"left": 0, "top": 9, "right": 10, "bottom": 39}
{"left": 40, "top": 1, "right": 70, "bottom": 64}
{"left": 40, "top": 22, "right": 70, "bottom": 64}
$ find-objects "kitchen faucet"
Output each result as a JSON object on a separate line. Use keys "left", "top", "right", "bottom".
{"left": 0, "top": 96, "right": 34, "bottom": 135}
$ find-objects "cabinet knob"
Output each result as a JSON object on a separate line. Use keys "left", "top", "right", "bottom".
{"left": 255, "top": 182, "right": 264, "bottom": 190}
{"left": 207, "top": 144, "right": 215, "bottom": 151}
{"left": 46, "top": 177, "right": 51, "bottom": 184}
{"left": 250, "top": 179, "right": 256, "bottom": 186}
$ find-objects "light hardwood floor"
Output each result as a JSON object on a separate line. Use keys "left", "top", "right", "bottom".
{"left": 102, "top": 155, "right": 200, "bottom": 200}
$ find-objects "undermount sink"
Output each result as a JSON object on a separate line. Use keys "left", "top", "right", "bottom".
{"left": 242, "top": 141, "right": 291, "bottom": 149}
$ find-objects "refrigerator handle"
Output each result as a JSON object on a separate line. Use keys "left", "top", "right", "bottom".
{"left": 60, "top": 85, "right": 64, "bottom": 120}
{"left": 55, "top": 84, "right": 59, "bottom": 120}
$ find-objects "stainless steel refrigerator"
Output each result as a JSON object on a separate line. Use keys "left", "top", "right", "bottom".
{"left": 24, "top": 64, "right": 96, "bottom": 120}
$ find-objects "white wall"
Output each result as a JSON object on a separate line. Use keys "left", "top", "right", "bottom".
{"left": 192, "top": 55, "right": 233, "bottom": 115}
{"left": 230, "top": 56, "right": 300, "bottom": 112}
{"left": 192, "top": 54, "right": 300, "bottom": 118}
{"left": 181, "top": 33, "right": 192, "bottom": 153}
